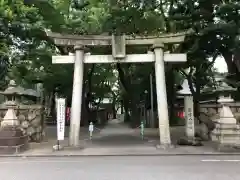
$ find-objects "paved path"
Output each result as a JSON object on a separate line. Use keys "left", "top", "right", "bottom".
{"left": 98, "top": 119, "right": 132, "bottom": 135}
{"left": 18, "top": 122, "right": 240, "bottom": 156}
{"left": 1, "top": 156, "right": 240, "bottom": 180}
{"left": 45, "top": 126, "right": 101, "bottom": 140}
{"left": 90, "top": 119, "right": 151, "bottom": 147}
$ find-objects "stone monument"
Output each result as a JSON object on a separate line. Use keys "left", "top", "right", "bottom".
{"left": 177, "top": 79, "right": 202, "bottom": 146}
{"left": 177, "top": 79, "right": 195, "bottom": 138}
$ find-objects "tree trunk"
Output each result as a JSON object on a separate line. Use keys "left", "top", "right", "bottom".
{"left": 194, "top": 72, "right": 201, "bottom": 121}
{"left": 85, "top": 64, "right": 95, "bottom": 113}
{"left": 123, "top": 94, "right": 130, "bottom": 122}
{"left": 222, "top": 51, "right": 235, "bottom": 74}
{"left": 46, "top": 92, "right": 53, "bottom": 117}
{"left": 120, "top": 100, "right": 124, "bottom": 114}
{"left": 116, "top": 63, "right": 139, "bottom": 126}
{"left": 233, "top": 49, "right": 240, "bottom": 73}
{"left": 81, "top": 65, "right": 94, "bottom": 126}
{"left": 130, "top": 99, "right": 140, "bottom": 128}
{"left": 112, "top": 93, "right": 117, "bottom": 119}
{"left": 166, "top": 69, "right": 175, "bottom": 125}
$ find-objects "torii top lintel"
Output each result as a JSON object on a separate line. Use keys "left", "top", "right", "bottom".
{"left": 45, "top": 30, "right": 193, "bottom": 47}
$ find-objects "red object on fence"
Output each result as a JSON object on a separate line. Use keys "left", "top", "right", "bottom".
{"left": 177, "top": 111, "right": 184, "bottom": 118}
{"left": 66, "top": 107, "right": 71, "bottom": 122}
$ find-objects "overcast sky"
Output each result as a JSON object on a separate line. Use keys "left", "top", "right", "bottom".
{"left": 214, "top": 57, "right": 227, "bottom": 73}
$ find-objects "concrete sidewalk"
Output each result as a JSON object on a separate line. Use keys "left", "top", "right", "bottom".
{"left": 2, "top": 141, "right": 240, "bottom": 157}
{"left": 2, "top": 122, "right": 240, "bottom": 157}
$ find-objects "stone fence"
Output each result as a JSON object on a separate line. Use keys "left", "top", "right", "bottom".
{"left": 0, "top": 104, "right": 45, "bottom": 142}
{"left": 173, "top": 103, "right": 240, "bottom": 117}
{"left": 144, "top": 102, "right": 240, "bottom": 128}
{"left": 198, "top": 103, "right": 240, "bottom": 120}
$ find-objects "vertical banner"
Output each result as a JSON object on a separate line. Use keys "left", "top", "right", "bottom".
{"left": 57, "top": 98, "right": 66, "bottom": 141}
{"left": 184, "top": 95, "right": 195, "bottom": 138}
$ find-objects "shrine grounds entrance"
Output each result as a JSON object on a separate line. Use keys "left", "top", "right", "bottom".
{"left": 47, "top": 32, "right": 189, "bottom": 148}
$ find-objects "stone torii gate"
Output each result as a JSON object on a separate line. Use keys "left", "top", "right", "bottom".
{"left": 46, "top": 31, "right": 188, "bottom": 147}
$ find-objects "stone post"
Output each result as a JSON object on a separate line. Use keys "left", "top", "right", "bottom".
{"left": 176, "top": 79, "right": 197, "bottom": 145}
{"left": 184, "top": 95, "right": 195, "bottom": 139}
{"left": 153, "top": 43, "right": 171, "bottom": 147}
{"left": 69, "top": 45, "right": 84, "bottom": 147}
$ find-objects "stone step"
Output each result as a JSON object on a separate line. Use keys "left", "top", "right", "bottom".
{"left": 212, "top": 137, "right": 240, "bottom": 144}
{"left": 212, "top": 129, "right": 240, "bottom": 135}
{"left": 218, "top": 138, "right": 240, "bottom": 145}
{"left": 215, "top": 124, "right": 240, "bottom": 129}
{"left": 211, "top": 132, "right": 240, "bottom": 144}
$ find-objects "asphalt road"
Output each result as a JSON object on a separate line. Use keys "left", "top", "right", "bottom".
{"left": 0, "top": 156, "right": 240, "bottom": 180}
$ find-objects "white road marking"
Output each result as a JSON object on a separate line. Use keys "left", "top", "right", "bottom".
{"left": 202, "top": 160, "right": 221, "bottom": 162}
{"left": 0, "top": 160, "right": 84, "bottom": 164}
{"left": 223, "top": 160, "right": 240, "bottom": 162}
{"left": 202, "top": 159, "right": 240, "bottom": 162}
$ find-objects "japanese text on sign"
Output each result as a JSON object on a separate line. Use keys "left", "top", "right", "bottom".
{"left": 57, "top": 98, "right": 66, "bottom": 141}
{"left": 185, "top": 96, "right": 194, "bottom": 137}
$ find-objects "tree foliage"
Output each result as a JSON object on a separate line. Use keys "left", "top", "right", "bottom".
{"left": 1, "top": 0, "right": 240, "bottom": 125}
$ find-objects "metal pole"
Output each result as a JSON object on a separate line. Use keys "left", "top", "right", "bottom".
{"left": 140, "top": 121, "right": 144, "bottom": 140}
{"left": 150, "top": 74, "right": 154, "bottom": 128}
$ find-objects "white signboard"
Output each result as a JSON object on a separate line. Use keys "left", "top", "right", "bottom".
{"left": 184, "top": 96, "right": 195, "bottom": 138}
{"left": 57, "top": 98, "right": 66, "bottom": 141}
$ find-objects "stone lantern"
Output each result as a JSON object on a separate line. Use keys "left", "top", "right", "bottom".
{"left": 214, "top": 80, "right": 237, "bottom": 125}
{"left": 0, "top": 80, "right": 28, "bottom": 154}
{"left": 177, "top": 79, "right": 195, "bottom": 141}
{"left": 211, "top": 80, "right": 240, "bottom": 150}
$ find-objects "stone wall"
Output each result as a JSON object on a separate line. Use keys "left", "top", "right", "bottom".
{"left": 144, "top": 103, "right": 240, "bottom": 127}
{"left": 0, "top": 104, "right": 45, "bottom": 142}
{"left": 198, "top": 103, "right": 240, "bottom": 121}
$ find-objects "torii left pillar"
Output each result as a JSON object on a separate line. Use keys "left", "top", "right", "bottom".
{"left": 153, "top": 43, "right": 171, "bottom": 147}
{"left": 69, "top": 45, "right": 84, "bottom": 146}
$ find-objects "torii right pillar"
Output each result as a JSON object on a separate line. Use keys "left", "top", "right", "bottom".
{"left": 153, "top": 43, "right": 171, "bottom": 148}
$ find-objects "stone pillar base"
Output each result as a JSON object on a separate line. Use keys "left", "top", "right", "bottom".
{"left": 0, "top": 126, "right": 28, "bottom": 154}
{"left": 156, "top": 144, "right": 175, "bottom": 150}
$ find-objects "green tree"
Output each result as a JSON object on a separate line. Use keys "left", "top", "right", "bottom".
{"left": 6, "top": 0, "right": 239, "bottom": 126}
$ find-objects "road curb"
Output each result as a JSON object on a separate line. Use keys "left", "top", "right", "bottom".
{"left": 1, "top": 153, "right": 240, "bottom": 158}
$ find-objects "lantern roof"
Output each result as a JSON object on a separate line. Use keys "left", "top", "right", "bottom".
{"left": 0, "top": 80, "right": 40, "bottom": 97}
{"left": 177, "top": 79, "right": 194, "bottom": 95}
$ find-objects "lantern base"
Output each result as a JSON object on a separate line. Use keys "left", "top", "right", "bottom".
{"left": 0, "top": 126, "right": 29, "bottom": 154}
